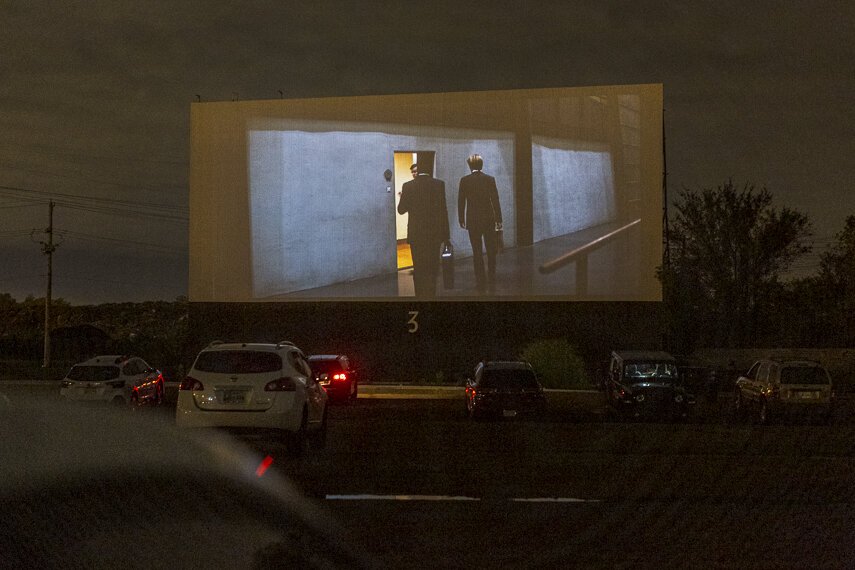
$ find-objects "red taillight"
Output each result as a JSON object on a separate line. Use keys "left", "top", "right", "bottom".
{"left": 333, "top": 373, "right": 347, "bottom": 382}
{"left": 179, "top": 377, "right": 204, "bottom": 391}
{"left": 264, "top": 377, "right": 297, "bottom": 392}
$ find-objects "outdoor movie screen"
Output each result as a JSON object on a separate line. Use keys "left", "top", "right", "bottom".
{"left": 189, "top": 84, "right": 663, "bottom": 302}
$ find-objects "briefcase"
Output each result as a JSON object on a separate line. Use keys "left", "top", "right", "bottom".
{"left": 441, "top": 242, "right": 454, "bottom": 289}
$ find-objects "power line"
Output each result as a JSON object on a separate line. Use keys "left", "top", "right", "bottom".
{"left": 0, "top": 229, "right": 36, "bottom": 237}
{"left": 0, "top": 141, "right": 187, "bottom": 167}
{"left": 0, "top": 162, "right": 187, "bottom": 194}
{"left": 62, "top": 230, "right": 186, "bottom": 255}
{"left": 58, "top": 202, "right": 188, "bottom": 223}
{"left": 0, "top": 201, "right": 44, "bottom": 210}
{"left": 0, "top": 184, "right": 188, "bottom": 214}
{"left": 0, "top": 185, "right": 188, "bottom": 222}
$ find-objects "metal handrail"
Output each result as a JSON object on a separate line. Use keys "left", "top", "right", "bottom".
{"left": 538, "top": 218, "right": 641, "bottom": 274}
{"left": 537, "top": 218, "right": 641, "bottom": 297}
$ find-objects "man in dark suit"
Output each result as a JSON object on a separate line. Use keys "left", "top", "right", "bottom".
{"left": 457, "top": 154, "right": 503, "bottom": 293}
{"left": 397, "top": 156, "right": 450, "bottom": 298}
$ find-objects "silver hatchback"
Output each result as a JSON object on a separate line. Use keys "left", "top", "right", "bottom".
{"left": 734, "top": 359, "right": 834, "bottom": 424}
{"left": 60, "top": 355, "right": 164, "bottom": 407}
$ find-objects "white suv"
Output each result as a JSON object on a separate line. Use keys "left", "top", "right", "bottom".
{"left": 176, "top": 341, "right": 327, "bottom": 455}
{"left": 60, "top": 355, "right": 164, "bottom": 407}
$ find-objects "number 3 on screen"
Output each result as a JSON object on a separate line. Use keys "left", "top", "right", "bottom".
{"left": 407, "top": 311, "right": 419, "bottom": 334}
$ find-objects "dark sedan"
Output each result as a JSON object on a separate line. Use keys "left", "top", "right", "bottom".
{"left": 464, "top": 361, "right": 546, "bottom": 420}
{"left": 308, "top": 354, "right": 359, "bottom": 403}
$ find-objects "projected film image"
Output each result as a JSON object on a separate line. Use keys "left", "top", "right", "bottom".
{"left": 189, "top": 85, "right": 663, "bottom": 302}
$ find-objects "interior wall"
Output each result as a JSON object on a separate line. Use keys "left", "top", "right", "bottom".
{"left": 247, "top": 122, "right": 515, "bottom": 298}
{"left": 531, "top": 139, "right": 616, "bottom": 242}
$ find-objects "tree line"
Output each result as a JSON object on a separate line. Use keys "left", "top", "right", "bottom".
{"left": 659, "top": 180, "right": 855, "bottom": 352}
{"left": 2, "top": 180, "right": 853, "bottom": 373}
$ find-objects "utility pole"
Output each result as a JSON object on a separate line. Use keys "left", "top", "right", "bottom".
{"left": 42, "top": 200, "right": 56, "bottom": 373}
{"left": 662, "top": 109, "right": 670, "bottom": 268}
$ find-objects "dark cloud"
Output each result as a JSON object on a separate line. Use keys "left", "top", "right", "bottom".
{"left": 1, "top": 0, "right": 853, "bottom": 302}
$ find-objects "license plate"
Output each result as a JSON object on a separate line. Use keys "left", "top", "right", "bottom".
{"left": 502, "top": 410, "right": 517, "bottom": 417}
{"left": 797, "top": 391, "right": 819, "bottom": 399}
{"left": 84, "top": 387, "right": 96, "bottom": 394}
{"left": 223, "top": 390, "right": 247, "bottom": 404}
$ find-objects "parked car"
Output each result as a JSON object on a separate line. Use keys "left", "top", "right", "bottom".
{"left": 464, "top": 360, "right": 546, "bottom": 420}
{"left": 604, "top": 350, "right": 694, "bottom": 420}
{"left": 734, "top": 358, "right": 834, "bottom": 424}
{"left": 59, "top": 355, "right": 164, "bottom": 407}
{"left": 308, "top": 354, "right": 359, "bottom": 403}
{"left": 176, "top": 341, "right": 327, "bottom": 455}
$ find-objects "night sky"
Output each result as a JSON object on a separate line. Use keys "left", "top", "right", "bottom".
{"left": 2, "top": 1, "right": 853, "bottom": 304}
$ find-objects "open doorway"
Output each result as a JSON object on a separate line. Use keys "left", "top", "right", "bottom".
{"left": 393, "top": 150, "right": 435, "bottom": 270}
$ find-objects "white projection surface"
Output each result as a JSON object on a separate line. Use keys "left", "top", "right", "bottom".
{"left": 189, "top": 84, "right": 663, "bottom": 302}
{"left": 248, "top": 124, "right": 515, "bottom": 298}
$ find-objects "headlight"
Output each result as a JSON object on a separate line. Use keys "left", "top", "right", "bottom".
{"left": 61, "top": 380, "right": 73, "bottom": 388}
{"left": 634, "top": 394, "right": 645, "bottom": 403}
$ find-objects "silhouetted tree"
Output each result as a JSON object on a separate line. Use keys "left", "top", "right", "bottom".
{"left": 816, "top": 215, "right": 855, "bottom": 345}
{"left": 659, "top": 180, "right": 811, "bottom": 348}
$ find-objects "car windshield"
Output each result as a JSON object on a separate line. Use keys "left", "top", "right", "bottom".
{"left": 781, "top": 366, "right": 830, "bottom": 385}
{"left": 193, "top": 351, "right": 281, "bottom": 374}
{"left": 624, "top": 362, "right": 678, "bottom": 380}
{"left": 481, "top": 369, "right": 539, "bottom": 391}
{"left": 309, "top": 360, "right": 344, "bottom": 374}
{"left": 66, "top": 365, "right": 120, "bottom": 382}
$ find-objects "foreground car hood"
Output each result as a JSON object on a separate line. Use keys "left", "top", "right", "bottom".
{"left": 0, "top": 404, "right": 377, "bottom": 569}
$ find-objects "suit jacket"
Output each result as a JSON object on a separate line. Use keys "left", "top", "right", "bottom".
{"left": 458, "top": 171, "right": 502, "bottom": 232}
{"left": 398, "top": 174, "right": 450, "bottom": 245}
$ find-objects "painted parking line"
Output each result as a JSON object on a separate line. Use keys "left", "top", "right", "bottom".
{"left": 326, "top": 494, "right": 479, "bottom": 501}
{"left": 325, "top": 494, "right": 599, "bottom": 503}
{"left": 356, "top": 393, "right": 462, "bottom": 399}
{"left": 511, "top": 497, "right": 601, "bottom": 503}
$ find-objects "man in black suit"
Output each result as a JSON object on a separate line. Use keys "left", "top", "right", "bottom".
{"left": 397, "top": 156, "right": 450, "bottom": 298}
{"left": 457, "top": 154, "right": 503, "bottom": 293}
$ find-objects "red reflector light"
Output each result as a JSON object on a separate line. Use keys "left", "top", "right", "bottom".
{"left": 264, "top": 377, "right": 297, "bottom": 392}
{"left": 256, "top": 455, "right": 274, "bottom": 478}
{"left": 179, "top": 377, "right": 204, "bottom": 391}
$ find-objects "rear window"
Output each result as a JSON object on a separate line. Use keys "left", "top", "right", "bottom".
{"left": 309, "top": 360, "right": 344, "bottom": 374}
{"left": 193, "top": 351, "right": 282, "bottom": 374}
{"left": 780, "top": 366, "right": 830, "bottom": 385}
{"left": 624, "top": 362, "right": 678, "bottom": 380}
{"left": 67, "top": 366, "right": 120, "bottom": 382}
{"left": 481, "top": 369, "right": 539, "bottom": 391}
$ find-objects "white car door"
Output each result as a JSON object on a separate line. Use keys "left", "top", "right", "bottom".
{"left": 295, "top": 352, "right": 325, "bottom": 424}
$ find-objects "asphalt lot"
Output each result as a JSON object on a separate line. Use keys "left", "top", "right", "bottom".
{"left": 4, "top": 383, "right": 855, "bottom": 568}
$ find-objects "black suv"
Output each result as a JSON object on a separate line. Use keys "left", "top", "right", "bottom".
{"left": 464, "top": 361, "right": 546, "bottom": 420}
{"left": 604, "top": 350, "right": 694, "bottom": 420}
